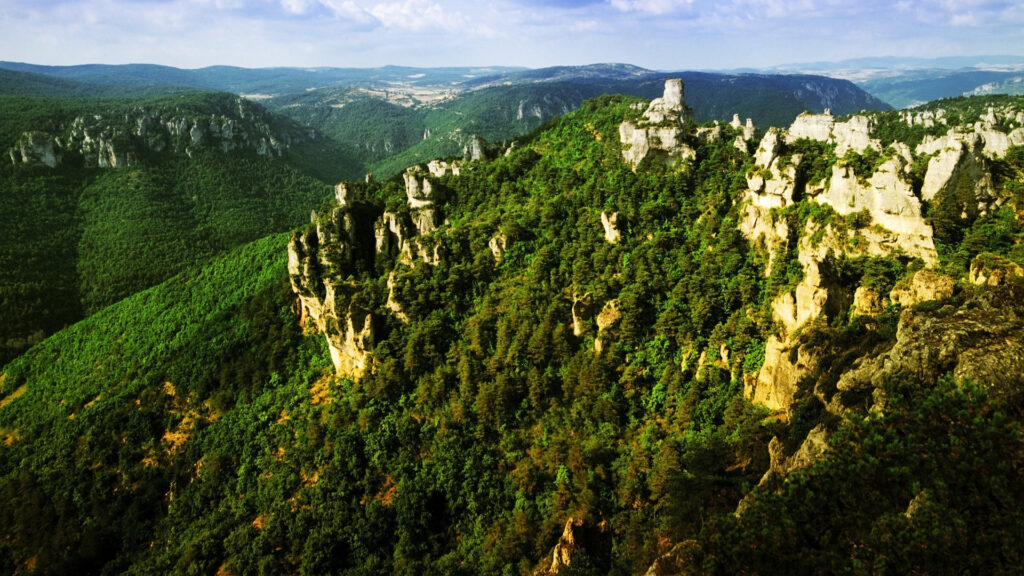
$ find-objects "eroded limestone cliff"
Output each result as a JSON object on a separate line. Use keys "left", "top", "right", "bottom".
{"left": 288, "top": 163, "right": 461, "bottom": 378}
{"left": 7, "top": 96, "right": 305, "bottom": 169}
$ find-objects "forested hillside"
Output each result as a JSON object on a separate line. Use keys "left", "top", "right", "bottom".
{"left": 0, "top": 91, "right": 344, "bottom": 364}
{"left": 267, "top": 71, "right": 890, "bottom": 179}
{"left": 2, "top": 84, "right": 1023, "bottom": 575}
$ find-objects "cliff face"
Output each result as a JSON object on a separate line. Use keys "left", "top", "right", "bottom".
{"left": 7, "top": 96, "right": 305, "bottom": 169}
{"left": 738, "top": 103, "right": 1022, "bottom": 414}
{"left": 288, "top": 163, "right": 460, "bottom": 378}
{"left": 618, "top": 78, "right": 696, "bottom": 169}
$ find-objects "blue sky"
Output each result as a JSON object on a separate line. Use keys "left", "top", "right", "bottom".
{"left": 1, "top": 0, "right": 1022, "bottom": 69}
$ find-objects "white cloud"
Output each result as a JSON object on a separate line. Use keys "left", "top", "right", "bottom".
{"left": 609, "top": 0, "right": 693, "bottom": 15}
{"left": 368, "top": 0, "right": 466, "bottom": 31}
{"left": 280, "top": 0, "right": 315, "bottom": 14}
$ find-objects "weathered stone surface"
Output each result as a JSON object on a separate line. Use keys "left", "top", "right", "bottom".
{"left": 10, "top": 131, "right": 62, "bottom": 167}
{"left": 642, "top": 541, "right": 702, "bottom": 576}
{"left": 852, "top": 285, "right": 887, "bottom": 317}
{"left": 918, "top": 132, "right": 996, "bottom": 205}
{"left": 601, "top": 211, "right": 622, "bottom": 244}
{"left": 619, "top": 79, "right": 695, "bottom": 169}
{"left": 759, "top": 424, "right": 830, "bottom": 486}
{"left": 596, "top": 300, "right": 622, "bottom": 332}
{"left": 753, "top": 335, "right": 819, "bottom": 412}
{"left": 730, "top": 113, "right": 757, "bottom": 142}
{"left": 534, "top": 518, "right": 610, "bottom": 576}
{"left": 571, "top": 292, "right": 593, "bottom": 337}
{"left": 426, "top": 159, "right": 462, "bottom": 177}
{"left": 489, "top": 233, "right": 510, "bottom": 261}
{"left": 813, "top": 158, "right": 938, "bottom": 265}
{"left": 9, "top": 97, "right": 299, "bottom": 169}
{"left": 386, "top": 271, "right": 409, "bottom": 324}
{"left": 753, "top": 127, "right": 782, "bottom": 168}
{"left": 464, "top": 135, "right": 487, "bottom": 161}
{"left": 787, "top": 110, "right": 835, "bottom": 143}
{"left": 970, "top": 254, "right": 1024, "bottom": 286}
{"left": 889, "top": 269, "right": 956, "bottom": 308}
{"left": 833, "top": 115, "right": 882, "bottom": 156}
{"left": 404, "top": 169, "right": 443, "bottom": 209}
{"left": 785, "top": 111, "right": 880, "bottom": 155}
{"left": 837, "top": 283, "right": 1024, "bottom": 403}
{"left": 334, "top": 182, "right": 351, "bottom": 207}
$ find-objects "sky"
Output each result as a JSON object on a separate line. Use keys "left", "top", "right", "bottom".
{"left": 1, "top": 0, "right": 1022, "bottom": 70}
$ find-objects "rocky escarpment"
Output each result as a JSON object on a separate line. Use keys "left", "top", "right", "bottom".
{"left": 835, "top": 282, "right": 1024, "bottom": 408}
{"left": 8, "top": 96, "right": 306, "bottom": 169}
{"left": 289, "top": 162, "right": 461, "bottom": 378}
{"left": 738, "top": 103, "right": 1023, "bottom": 413}
{"left": 619, "top": 79, "right": 695, "bottom": 169}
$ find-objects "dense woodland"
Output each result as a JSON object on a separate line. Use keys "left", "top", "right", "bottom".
{"left": 0, "top": 91, "right": 347, "bottom": 364}
{"left": 0, "top": 84, "right": 1023, "bottom": 575}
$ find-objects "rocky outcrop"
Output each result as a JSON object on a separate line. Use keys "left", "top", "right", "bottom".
{"left": 759, "top": 424, "right": 831, "bottom": 486}
{"left": 970, "top": 254, "right": 1024, "bottom": 286}
{"left": 600, "top": 211, "right": 622, "bottom": 244}
{"left": 730, "top": 114, "right": 757, "bottom": 141}
{"left": 534, "top": 518, "right": 610, "bottom": 576}
{"left": 888, "top": 269, "right": 955, "bottom": 308}
{"left": 403, "top": 167, "right": 445, "bottom": 209}
{"left": 786, "top": 110, "right": 881, "bottom": 156}
{"left": 9, "top": 131, "right": 62, "bottom": 168}
{"left": 426, "top": 159, "right": 462, "bottom": 177}
{"left": 289, "top": 218, "right": 374, "bottom": 379}
{"left": 837, "top": 282, "right": 1024, "bottom": 404}
{"left": 8, "top": 96, "right": 302, "bottom": 169}
{"left": 289, "top": 164, "right": 456, "bottom": 377}
{"left": 811, "top": 157, "right": 937, "bottom": 264}
{"left": 464, "top": 135, "right": 488, "bottom": 162}
{"left": 851, "top": 285, "right": 887, "bottom": 317}
{"left": 917, "top": 131, "right": 996, "bottom": 205}
{"left": 752, "top": 335, "right": 819, "bottom": 412}
{"left": 571, "top": 292, "right": 594, "bottom": 337}
{"left": 488, "top": 234, "right": 510, "bottom": 262}
{"left": 619, "top": 79, "right": 695, "bottom": 169}
{"left": 642, "top": 541, "right": 702, "bottom": 576}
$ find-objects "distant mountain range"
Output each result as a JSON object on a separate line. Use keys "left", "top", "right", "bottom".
{"left": 735, "top": 55, "right": 1024, "bottom": 109}
{"left": 0, "top": 60, "right": 891, "bottom": 177}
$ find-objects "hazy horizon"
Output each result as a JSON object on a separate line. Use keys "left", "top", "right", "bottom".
{"left": 2, "top": 1, "right": 1023, "bottom": 71}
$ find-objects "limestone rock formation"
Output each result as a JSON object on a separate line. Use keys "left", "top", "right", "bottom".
{"left": 889, "top": 269, "right": 955, "bottom": 308}
{"left": 759, "top": 425, "right": 831, "bottom": 486}
{"left": 403, "top": 168, "right": 445, "bottom": 209}
{"left": 534, "top": 518, "right": 610, "bottom": 576}
{"left": 812, "top": 158, "right": 937, "bottom": 264}
{"left": 752, "top": 334, "right": 820, "bottom": 412}
{"left": 917, "top": 131, "right": 996, "bottom": 205}
{"left": 786, "top": 110, "right": 882, "bottom": 156}
{"left": 851, "top": 285, "right": 887, "bottom": 317}
{"left": 426, "top": 159, "right": 462, "bottom": 177}
{"left": 386, "top": 271, "right": 409, "bottom": 324}
{"left": 571, "top": 292, "right": 594, "bottom": 338}
{"left": 9, "top": 131, "right": 62, "bottom": 168}
{"left": 8, "top": 96, "right": 300, "bottom": 169}
{"left": 488, "top": 234, "right": 510, "bottom": 262}
{"left": 970, "top": 254, "right": 1024, "bottom": 286}
{"left": 730, "top": 113, "right": 757, "bottom": 142}
{"left": 464, "top": 135, "right": 487, "bottom": 161}
{"left": 618, "top": 79, "right": 695, "bottom": 169}
{"left": 642, "top": 541, "right": 702, "bottom": 576}
{"left": 594, "top": 299, "right": 622, "bottom": 353}
{"left": 289, "top": 163, "right": 458, "bottom": 377}
{"left": 837, "top": 283, "right": 1024, "bottom": 404}
{"left": 600, "top": 211, "right": 622, "bottom": 244}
